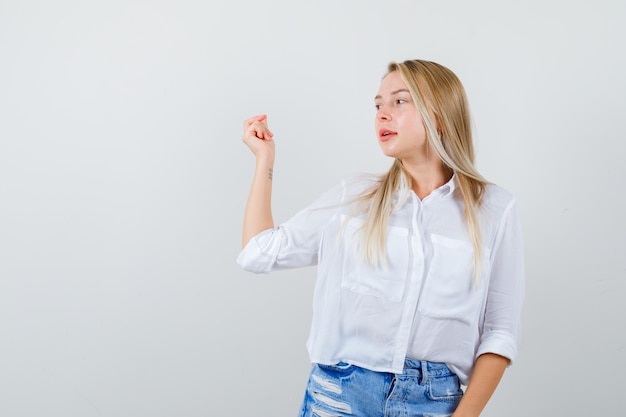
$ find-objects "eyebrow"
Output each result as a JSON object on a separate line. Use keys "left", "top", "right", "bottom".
{"left": 374, "top": 89, "right": 411, "bottom": 100}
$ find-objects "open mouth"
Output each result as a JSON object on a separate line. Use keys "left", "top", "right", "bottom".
{"left": 379, "top": 129, "right": 397, "bottom": 141}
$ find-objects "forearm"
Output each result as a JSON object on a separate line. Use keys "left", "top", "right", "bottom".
{"left": 453, "top": 353, "right": 509, "bottom": 417}
{"left": 242, "top": 155, "right": 275, "bottom": 248}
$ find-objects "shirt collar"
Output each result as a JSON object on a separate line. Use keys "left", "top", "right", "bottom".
{"left": 397, "top": 172, "right": 457, "bottom": 201}
{"left": 439, "top": 174, "right": 457, "bottom": 198}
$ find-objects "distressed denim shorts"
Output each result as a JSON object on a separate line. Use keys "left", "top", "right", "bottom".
{"left": 297, "top": 358, "right": 463, "bottom": 417}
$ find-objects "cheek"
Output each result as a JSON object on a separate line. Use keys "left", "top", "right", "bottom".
{"left": 409, "top": 115, "right": 427, "bottom": 137}
{"left": 416, "top": 122, "right": 427, "bottom": 137}
{"left": 397, "top": 113, "right": 425, "bottom": 137}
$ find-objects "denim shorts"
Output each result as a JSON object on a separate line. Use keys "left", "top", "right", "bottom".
{"left": 297, "top": 358, "right": 463, "bottom": 417}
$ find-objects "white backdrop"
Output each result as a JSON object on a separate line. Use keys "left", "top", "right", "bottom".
{"left": 1, "top": 0, "right": 624, "bottom": 416}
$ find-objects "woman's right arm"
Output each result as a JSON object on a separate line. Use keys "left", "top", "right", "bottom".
{"left": 241, "top": 115, "right": 276, "bottom": 248}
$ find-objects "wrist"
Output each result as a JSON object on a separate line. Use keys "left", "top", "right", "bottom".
{"left": 255, "top": 152, "right": 274, "bottom": 167}
{"left": 254, "top": 157, "right": 274, "bottom": 182}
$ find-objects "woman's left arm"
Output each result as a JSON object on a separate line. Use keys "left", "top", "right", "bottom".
{"left": 453, "top": 196, "right": 525, "bottom": 417}
{"left": 451, "top": 353, "right": 509, "bottom": 417}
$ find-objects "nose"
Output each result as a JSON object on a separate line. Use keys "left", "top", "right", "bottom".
{"left": 376, "top": 105, "right": 391, "bottom": 121}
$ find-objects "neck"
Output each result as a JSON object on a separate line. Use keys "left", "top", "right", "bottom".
{"left": 400, "top": 158, "right": 452, "bottom": 200}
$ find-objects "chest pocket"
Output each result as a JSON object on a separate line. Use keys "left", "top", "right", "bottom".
{"left": 340, "top": 217, "right": 410, "bottom": 303}
{"left": 417, "top": 234, "right": 488, "bottom": 325}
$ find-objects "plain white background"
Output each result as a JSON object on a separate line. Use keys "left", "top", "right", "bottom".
{"left": 1, "top": 0, "right": 624, "bottom": 415}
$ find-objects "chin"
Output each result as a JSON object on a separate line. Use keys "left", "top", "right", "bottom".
{"left": 379, "top": 147, "right": 399, "bottom": 159}
{"left": 378, "top": 143, "right": 391, "bottom": 154}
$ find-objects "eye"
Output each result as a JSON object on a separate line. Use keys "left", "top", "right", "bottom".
{"left": 374, "top": 103, "right": 382, "bottom": 110}
{"left": 395, "top": 98, "right": 407, "bottom": 105}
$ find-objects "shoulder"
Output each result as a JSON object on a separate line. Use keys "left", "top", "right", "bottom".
{"left": 341, "top": 173, "right": 380, "bottom": 197}
{"left": 478, "top": 183, "right": 521, "bottom": 228}
{"left": 479, "top": 184, "right": 523, "bottom": 248}
{"left": 305, "top": 173, "right": 379, "bottom": 210}
{"left": 482, "top": 183, "right": 517, "bottom": 212}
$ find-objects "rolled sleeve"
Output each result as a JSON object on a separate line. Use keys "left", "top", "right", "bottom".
{"left": 475, "top": 330, "right": 518, "bottom": 364}
{"left": 478, "top": 200, "right": 525, "bottom": 364}
{"left": 236, "top": 228, "right": 284, "bottom": 273}
{"left": 236, "top": 178, "right": 360, "bottom": 274}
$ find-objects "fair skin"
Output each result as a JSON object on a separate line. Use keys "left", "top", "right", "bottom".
{"left": 453, "top": 353, "right": 509, "bottom": 417}
{"left": 375, "top": 71, "right": 451, "bottom": 199}
{"left": 242, "top": 73, "right": 508, "bottom": 417}
{"left": 241, "top": 114, "right": 275, "bottom": 248}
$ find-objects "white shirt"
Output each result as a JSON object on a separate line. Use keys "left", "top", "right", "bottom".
{"left": 237, "top": 174, "right": 524, "bottom": 385}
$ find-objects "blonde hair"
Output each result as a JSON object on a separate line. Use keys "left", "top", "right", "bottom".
{"left": 358, "top": 60, "right": 488, "bottom": 282}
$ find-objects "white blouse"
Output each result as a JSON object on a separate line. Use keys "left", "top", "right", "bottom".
{"left": 237, "top": 174, "right": 524, "bottom": 385}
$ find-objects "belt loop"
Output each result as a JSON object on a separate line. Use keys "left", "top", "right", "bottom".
{"left": 420, "top": 360, "right": 429, "bottom": 385}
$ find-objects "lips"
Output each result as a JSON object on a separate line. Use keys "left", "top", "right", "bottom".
{"left": 379, "top": 129, "right": 397, "bottom": 142}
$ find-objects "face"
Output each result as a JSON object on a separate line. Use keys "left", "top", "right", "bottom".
{"left": 374, "top": 71, "right": 428, "bottom": 162}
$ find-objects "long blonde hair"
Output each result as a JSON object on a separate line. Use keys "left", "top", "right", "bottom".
{"left": 358, "top": 60, "right": 488, "bottom": 282}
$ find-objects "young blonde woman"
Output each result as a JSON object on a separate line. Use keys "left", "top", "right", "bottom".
{"left": 238, "top": 59, "right": 524, "bottom": 417}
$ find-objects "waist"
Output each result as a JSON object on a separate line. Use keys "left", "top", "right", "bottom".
{"left": 402, "top": 358, "right": 455, "bottom": 378}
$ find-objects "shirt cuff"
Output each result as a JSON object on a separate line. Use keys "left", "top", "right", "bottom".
{"left": 236, "top": 228, "right": 281, "bottom": 273}
{"left": 475, "top": 330, "right": 518, "bottom": 365}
